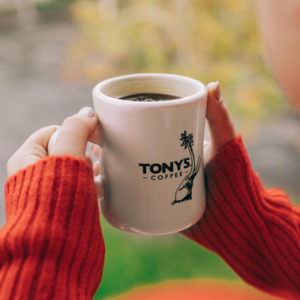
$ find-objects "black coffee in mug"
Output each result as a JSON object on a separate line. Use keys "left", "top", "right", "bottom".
{"left": 119, "top": 93, "right": 179, "bottom": 102}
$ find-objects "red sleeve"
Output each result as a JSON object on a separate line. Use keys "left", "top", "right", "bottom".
{"left": 0, "top": 156, "right": 105, "bottom": 300}
{"left": 183, "top": 135, "right": 300, "bottom": 300}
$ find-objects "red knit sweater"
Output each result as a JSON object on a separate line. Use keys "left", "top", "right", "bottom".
{"left": 0, "top": 136, "right": 299, "bottom": 299}
{"left": 183, "top": 136, "right": 300, "bottom": 299}
{"left": 0, "top": 157, "right": 105, "bottom": 299}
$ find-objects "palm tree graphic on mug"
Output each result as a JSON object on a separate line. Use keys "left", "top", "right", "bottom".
{"left": 171, "top": 131, "right": 201, "bottom": 205}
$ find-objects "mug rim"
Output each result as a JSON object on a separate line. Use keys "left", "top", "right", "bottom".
{"left": 92, "top": 73, "right": 207, "bottom": 107}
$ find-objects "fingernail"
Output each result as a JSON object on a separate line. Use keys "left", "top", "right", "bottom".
{"left": 78, "top": 107, "right": 95, "bottom": 117}
{"left": 213, "top": 81, "right": 221, "bottom": 101}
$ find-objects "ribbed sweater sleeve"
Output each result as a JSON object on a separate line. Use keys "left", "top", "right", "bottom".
{"left": 0, "top": 156, "right": 105, "bottom": 300}
{"left": 183, "top": 135, "right": 300, "bottom": 300}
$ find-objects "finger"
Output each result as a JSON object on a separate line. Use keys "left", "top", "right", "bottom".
{"left": 91, "top": 143, "right": 100, "bottom": 158}
{"left": 94, "top": 175, "right": 104, "bottom": 200}
{"left": 24, "top": 125, "right": 58, "bottom": 151}
{"left": 203, "top": 139, "right": 212, "bottom": 165}
{"left": 47, "top": 129, "right": 60, "bottom": 155}
{"left": 89, "top": 123, "right": 101, "bottom": 145}
{"left": 96, "top": 186, "right": 104, "bottom": 200}
{"left": 51, "top": 107, "right": 99, "bottom": 160}
{"left": 7, "top": 125, "right": 58, "bottom": 177}
{"left": 85, "top": 151, "right": 93, "bottom": 165}
{"left": 93, "top": 160, "right": 100, "bottom": 176}
{"left": 206, "top": 82, "right": 236, "bottom": 155}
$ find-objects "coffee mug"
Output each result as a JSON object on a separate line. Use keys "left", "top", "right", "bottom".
{"left": 48, "top": 73, "right": 207, "bottom": 235}
{"left": 92, "top": 73, "right": 208, "bottom": 235}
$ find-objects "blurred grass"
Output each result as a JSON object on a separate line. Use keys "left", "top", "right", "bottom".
{"left": 95, "top": 219, "right": 239, "bottom": 299}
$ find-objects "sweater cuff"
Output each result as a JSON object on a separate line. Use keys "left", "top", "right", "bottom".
{"left": 182, "top": 134, "right": 253, "bottom": 242}
{"left": 206, "top": 134, "right": 248, "bottom": 172}
{"left": 204, "top": 134, "right": 264, "bottom": 215}
{"left": 2, "top": 156, "right": 104, "bottom": 299}
{"left": 204, "top": 134, "right": 290, "bottom": 210}
{"left": 4, "top": 155, "right": 96, "bottom": 221}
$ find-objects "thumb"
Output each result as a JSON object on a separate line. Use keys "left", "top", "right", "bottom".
{"left": 206, "top": 82, "right": 236, "bottom": 157}
{"left": 50, "top": 107, "right": 99, "bottom": 160}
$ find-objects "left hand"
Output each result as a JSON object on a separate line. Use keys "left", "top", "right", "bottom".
{"left": 6, "top": 107, "right": 100, "bottom": 177}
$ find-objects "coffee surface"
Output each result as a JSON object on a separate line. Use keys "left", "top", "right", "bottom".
{"left": 119, "top": 93, "right": 179, "bottom": 102}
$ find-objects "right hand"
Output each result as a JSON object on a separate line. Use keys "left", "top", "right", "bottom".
{"left": 204, "top": 81, "right": 237, "bottom": 163}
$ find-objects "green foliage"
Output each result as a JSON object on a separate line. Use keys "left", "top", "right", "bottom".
{"left": 35, "top": 0, "right": 73, "bottom": 11}
{"left": 61, "top": 0, "right": 285, "bottom": 133}
{"left": 0, "top": 5, "right": 17, "bottom": 17}
{"left": 95, "top": 219, "right": 238, "bottom": 299}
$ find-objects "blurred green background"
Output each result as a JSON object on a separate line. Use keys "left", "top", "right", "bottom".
{"left": 0, "top": 0, "right": 299, "bottom": 299}
{"left": 98, "top": 219, "right": 238, "bottom": 299}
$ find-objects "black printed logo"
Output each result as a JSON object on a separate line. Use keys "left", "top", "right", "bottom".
{"left": 171, "top": 131, "right": 201, "bottom": 205}
{"left": 138, "top": 130, "right": 201, "bottom": 206}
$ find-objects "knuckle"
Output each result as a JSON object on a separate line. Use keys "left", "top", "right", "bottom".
{"left": 63, "top": 115, "right": 86, "bottom": 127}
{"left": 62, "top": 115, "right": 90, "bottom": 134}
{"left": 60, "top": 115, "right": 91, "bottom": 139}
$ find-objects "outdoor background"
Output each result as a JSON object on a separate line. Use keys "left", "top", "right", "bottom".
{"left": 0, "top": 0, "right": 299, "bottom": 299}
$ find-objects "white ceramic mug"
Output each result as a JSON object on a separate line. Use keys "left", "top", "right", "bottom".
{"left": 92, "top": 73, "right": 208, "bottom": 235}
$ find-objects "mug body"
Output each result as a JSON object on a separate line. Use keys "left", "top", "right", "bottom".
{"left": 93, "top": 73, "right": 207, "bottom": 235}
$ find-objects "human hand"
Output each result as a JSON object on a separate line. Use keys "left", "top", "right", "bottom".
{"left": 204, "top": 81, "right": 237, "bottom": 163}
{"left": 6, "top": 107, "right": 100, "bottom": 177}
